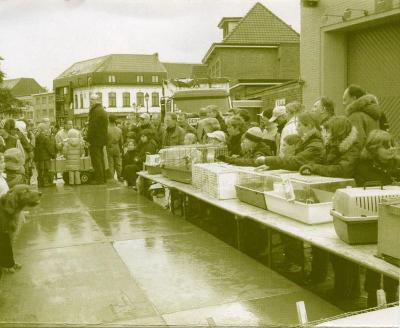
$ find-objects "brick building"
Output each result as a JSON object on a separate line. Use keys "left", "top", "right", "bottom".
{"left": 202, "top": 2, "right": 300, "bottom": 102}
{"left": 0, "top": 78, "right": 45, "bottom": 119}
{"left": 300, "top": 0, "right": 400, "bottom": 137}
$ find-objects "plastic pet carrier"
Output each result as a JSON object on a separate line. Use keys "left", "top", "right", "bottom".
{"left": 331, "top": 186, "right": 400, "bottom": 244}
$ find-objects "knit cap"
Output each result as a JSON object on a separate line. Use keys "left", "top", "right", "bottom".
{"left": 4, "top": 148, "right": 24, "bottom": 171}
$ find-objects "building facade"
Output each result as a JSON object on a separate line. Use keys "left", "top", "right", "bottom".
{"left": 53, "top": 54, "right": 168, "bottom": 126}
{"left": 32, "top": 92, "right": 55, "bottom": 124}
{"left": 300, "top": 0, "right": 400, "bottom": 137}
{"left": 202, "top": 3, "right": 300, "bottom": 102}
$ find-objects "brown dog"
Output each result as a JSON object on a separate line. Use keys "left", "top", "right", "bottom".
{"left": 0, "top": 185, "right": 41, "bottom": 273}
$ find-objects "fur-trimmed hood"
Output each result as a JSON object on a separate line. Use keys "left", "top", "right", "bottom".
{"left": 346, "top": 94, "right": 381, "bottom": 120}
{"left": 335, "top": 126, "right": 358, "bottom": 153}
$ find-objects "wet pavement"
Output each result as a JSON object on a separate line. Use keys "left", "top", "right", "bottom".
{"left": 0, "top": 182, "right": 342, "bottom": 326}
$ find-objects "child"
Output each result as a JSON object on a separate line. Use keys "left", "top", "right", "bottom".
{"left": 122, "top": 140, "right": 139, "bottom": 186}
{"left": 218, "top": 127, "right": 272, "bottom": 166}
{"left": 0, "top": 153, "right": 9, "bottom": 196}
{"left": 206, "top": 130, "right": 226, "bottom": 146}
{"left": 183, "top": 133, "right": 197, "bottom": 145}
{"left": 63, "top": 128, "right": 84, "bottom": 185}
{"left": 4, "top": 148, "right": 25, "bottom": 188}
{"left": 34, "top": 123, "right": 56, "bottom": 187}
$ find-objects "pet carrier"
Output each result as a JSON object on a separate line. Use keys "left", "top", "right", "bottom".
{"left": 331, "top": 186, "right": 400, "bottom": 244}
{"left": 145, "top": 155, "right": 161, "bottom": 175}
{"left": 159, "top": 145, "right": 228, "bottom": 184}
{"left": 264, "top": 174, "right": 355, "bottom": 225}
{"left": 235, "top": 169, "right": 295, "bottom": 209}
{"left": 378, "top": 198, "right": 400, "bottom": 266}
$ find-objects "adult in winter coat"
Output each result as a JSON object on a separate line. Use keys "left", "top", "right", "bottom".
{"left": 34, "top": 123, "right": 56, "bottom": 187}
{"left": 87, "top": 93, "right": 108, "bottom": 184}
{"left": 300, "top": 116, "right": 360, "bottom": 178}
{"left": 343, "top": 85, "right": 383, "bottom": 146}
{"left": 63, "top": 128, "right": 84, "bottom": 185}
{"left": 256, "top": 112, "right": 324, "bottom": 171}
{"left": 312, "top": 96, "right": 335, "bottom": 127}
{"left": 217, "top": 127, "right": 272, "bottom": 167}
{"left": 354, "top": 129, "right": 400, "bottom": 307}
{"left": 161, "top": 113, "right": 185, "bottom": 147}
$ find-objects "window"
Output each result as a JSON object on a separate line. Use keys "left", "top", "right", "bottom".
{"left": 42, "top": 97, "right": 46, "bottom": 104}
{"left": 108, "top": 92, "right": 116, "bottom": 107}
{"left": 79, "top": 94, "right": 83, "bottom": 108}
{"left": 108, "top": 75, "right": 116, "bottom": 83}
{"left": 152, "top": 75, "right": 159, "bottom": 83}
{"left": 42, "top": 109, "right": 47, "bottom": 117}
{"left": 151, "top": 92, "right": 159, "bottom": 107}
{"left": 63, "top": 87, "right": 68, "bottom": 95}
{"left": 137, "top": 75, "right": 144, "bottom": 83}
{"left": 122, "top": 92, "right": 130, "bottom": 107}
{"left": 74, "top": 95, "right": 78, "bottom": 109}
{"left": 136, "top": 92, "right": 144, "bottom": 107}
{"left": 96, "top": 92, "right": 103, "bottom": 104}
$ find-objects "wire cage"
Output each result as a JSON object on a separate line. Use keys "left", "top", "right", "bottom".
{"left": 159, "top": 144, "right": 228, "bottom": 172}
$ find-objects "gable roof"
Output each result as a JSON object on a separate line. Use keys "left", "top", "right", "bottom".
{"left": 56, "top": 54, "right": 167, "bottom": 79}
{"left": 0, "top": 78, "right": 21, "bottom": 90}
{"left": 223, "top": 2, "right": 299, "bottom": 44}
{"left": 0, "top": 78, "right": 45, "bottom": 97}
{"left": 162, "top": 62, "right": 198, "bottom": 79}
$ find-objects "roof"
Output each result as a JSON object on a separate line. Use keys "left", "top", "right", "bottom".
{"left": 56, "top": 54, "right": 167, "bottom": 79}
{"left": 223, "top": 2, "right": 299, "bottom": 44}
{"left": 162, "top": 62, "right": 198, "bottom": 79}
{"left": 0, "top": 78, "right": 21, "bottom": 90}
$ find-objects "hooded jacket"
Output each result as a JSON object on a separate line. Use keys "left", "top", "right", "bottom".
{"left": 354, "top": 156, "right": 400, "bottom": 187}
{"left": 265, "top": 128, "right": 325, "bottom": 171}
{"left": 64, "top": 137, "right": 84, "bottom": 171}
{"left": 346, "top": 95, "right": 382, "bottom": 146}
{"left": 300, "top": 127, "right": 361, "bottom": 178}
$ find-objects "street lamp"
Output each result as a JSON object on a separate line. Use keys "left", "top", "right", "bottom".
{"left": 144, "top": 92, "right": 149, "bottom": 114}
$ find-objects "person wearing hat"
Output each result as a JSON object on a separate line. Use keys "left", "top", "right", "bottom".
{"left": 87, "top": 93, "right": 108, "bottom": 185}
{"left": 137, "top": 113, "right": 160, "bottom": 146}
{"left": 4, "top": 148, "right": 25, "bottom": 188}
{"left": 206, "top": 130, "right": 226, "bottom": 146}
{"left": 217, "top": 127, "right": 272, "bottom": 166}
{"left": 256, "top": 111, "right": 325, "bottom": 171}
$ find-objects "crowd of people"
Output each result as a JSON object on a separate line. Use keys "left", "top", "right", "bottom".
{"left": 0, "top": 85, "right": 399, "bottom": 306}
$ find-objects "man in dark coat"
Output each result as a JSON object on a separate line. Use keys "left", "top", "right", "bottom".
{"left": 87, "top": 93, "right": 108, "bottom": 184}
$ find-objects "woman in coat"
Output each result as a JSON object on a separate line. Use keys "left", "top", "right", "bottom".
{"left": 354, "top": 130, "right": 400, "bottom": 307}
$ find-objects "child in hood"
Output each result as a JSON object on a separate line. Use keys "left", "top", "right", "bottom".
{"left": 63, "top": 129, "right": 84, "bottom": 185}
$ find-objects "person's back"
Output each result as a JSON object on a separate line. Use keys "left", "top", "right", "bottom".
{"left": 87, "top": 103, "right": 108, "bottom": 147}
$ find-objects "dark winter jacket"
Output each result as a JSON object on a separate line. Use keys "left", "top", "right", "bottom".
{"left": 264, "top": 129, "right": 325, "bottom": 171}
{"left": 161, "top": 125, "right": 185, "bottom": 148}
{"left": 122, "top": 150, "right": 139, "bottom": 168}
{"left": 137, "top": 139, "right": 158, "bottom": 164}
{"left": 300, "top": 127, "right": 361, "bottom": 178}
{"left": 34, "top": 133, "right": 56, "bottom": 162}
{"left": 87, "top": 103, "right": 108, "bottom": 147}
{"left": 346, "top": 95, "right": 382, "bottom": 146}
{"left": 354, "top": 156, "right": 400, "bottom": 187}
{"left": 220, "top": 141, "right": 272, "bottom": 167}
{"left": 0, "top": 135, "right": 18, "bottom": 153}
{"left": 227, "top": 133, "right": 243, "bottom": 156}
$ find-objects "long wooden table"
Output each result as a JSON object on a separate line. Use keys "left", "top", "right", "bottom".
{"left": 138, "top": 171, "right": 400, "bottom": 280}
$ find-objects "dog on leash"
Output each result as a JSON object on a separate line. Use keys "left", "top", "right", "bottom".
{"left": 0, "top": 184, "right": 42, "bottom": 273}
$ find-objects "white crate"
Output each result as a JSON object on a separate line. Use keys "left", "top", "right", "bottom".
{"left": 145, "top": 154, "right": 160, "bottom": 166}
{"left": 264, "top": 191, "right": 333, "bottom": 224}
{"left": 333, "top": 186, "right": 400, "bottom": 217}
{"left": 378, "top": 198, "right": 400, "bottom": 264}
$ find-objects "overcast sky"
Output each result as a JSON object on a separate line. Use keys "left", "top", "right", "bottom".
{"left": 0, "top": 0, "right": 300, "bottom": 90}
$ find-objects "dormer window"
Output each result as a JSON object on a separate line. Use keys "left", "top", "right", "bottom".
{"left": 137, "top": 75, "right": 144, "bottom": 83}
{"left": 108, "top": 75, "right": 116, "bottom": 83}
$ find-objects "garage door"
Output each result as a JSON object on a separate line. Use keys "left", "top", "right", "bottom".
{"left": 347, "top": 23, "right": 400, "bottom": 139}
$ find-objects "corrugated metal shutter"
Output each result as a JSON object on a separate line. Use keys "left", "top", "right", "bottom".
{"left": 347, "top": 23, "right": 400, "bottom": 139}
